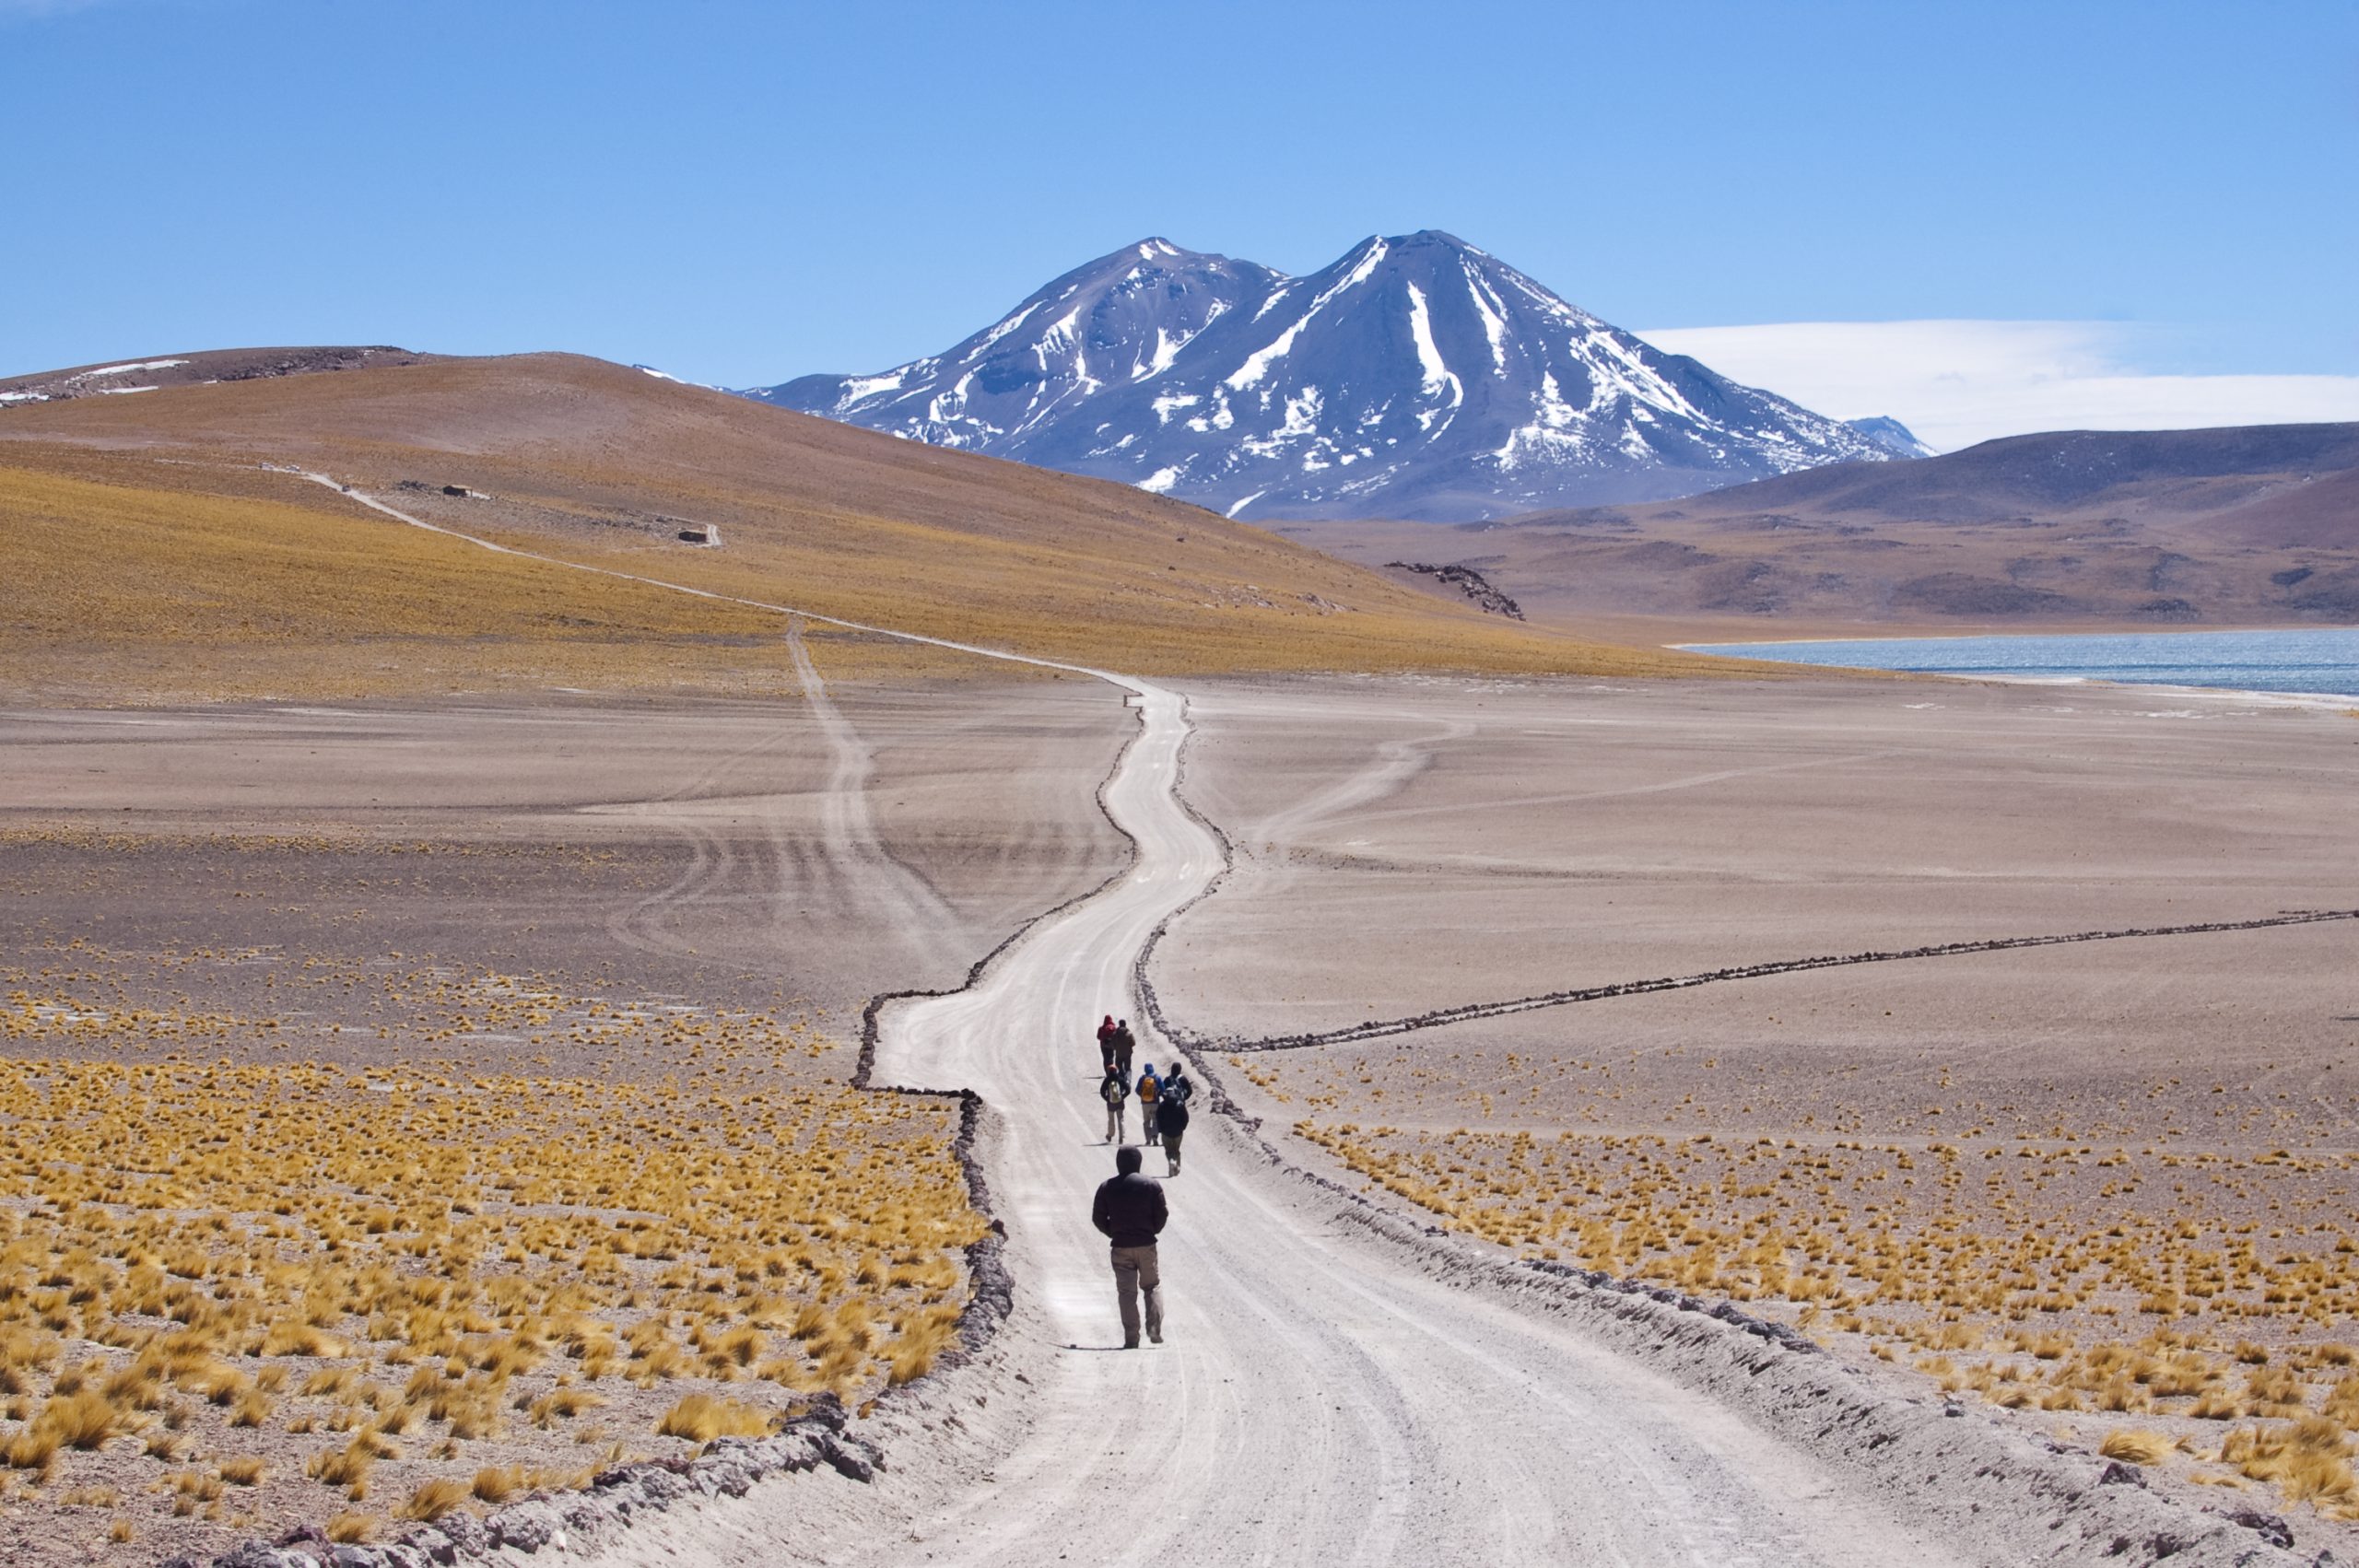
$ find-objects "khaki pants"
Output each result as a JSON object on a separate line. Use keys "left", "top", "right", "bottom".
{"left": 1162, "top": 1128, "right": 1183, "bottom": 1173}
{"left": 1105, "top": 1100, "right": 1125, "bottom": 1141}
{"left": 1110, "top": 1244, "right": 1162, "bottom": 1345}
{"left": 1142, "top": 1103, "right": 1159, "bottom": 1145}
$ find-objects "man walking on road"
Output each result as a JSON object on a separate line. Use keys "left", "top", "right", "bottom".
{"left": 1160, "top": 1065, "right": 1198, "bottom": 1174}
{"left": 1112, "top": 1019, "right": 1135, "bottom": 1078}
{"left": 1156, "top": 1080, "right": 1190, "bottom": 1176}
{"left": 1090, "top": 1145, "right": 1167, "bottom": 1348}
{"left": 1099, "top": 1067, "right": 1129, "bottom": 1143}
{"left": 1097, "top": 1014, "right": 1119, "bottom": 1075}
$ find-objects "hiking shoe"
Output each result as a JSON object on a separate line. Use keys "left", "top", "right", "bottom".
{"left": 1122, "top": 1339, "right": 1140, "bottom": 1350}
{"left": 1147, "top": 1330, "right": 1162, "bottom": 1344}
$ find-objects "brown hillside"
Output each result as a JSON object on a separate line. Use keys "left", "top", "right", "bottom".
{"left": 0, "top": 352, "right": 1717, "bottom": 701}
{"left": 1276, "top": 424, "right": 2359, "bottom": 638}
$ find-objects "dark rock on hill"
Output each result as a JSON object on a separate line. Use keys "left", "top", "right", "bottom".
{"left": 0, "top": 346, "right": 435, "bottom": 407}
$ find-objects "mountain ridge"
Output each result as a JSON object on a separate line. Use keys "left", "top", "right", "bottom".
{"left": 745, "top": 231, "right": 1896, "bottom": 521}
{"left": 1279, "top": 419, "right": 2359, "bottom": 634}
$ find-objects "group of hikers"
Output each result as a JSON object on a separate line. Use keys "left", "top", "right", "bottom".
{"left": 1093, "top": 1013, "right": 1191, "bottom": 1173}
{"left": 1086, "top": 1012, "right": 1191, "bottom": 1349}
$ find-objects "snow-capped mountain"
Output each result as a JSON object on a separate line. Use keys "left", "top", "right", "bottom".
{"left": 745, "top": 231, "right": 1895, "bottom": 521}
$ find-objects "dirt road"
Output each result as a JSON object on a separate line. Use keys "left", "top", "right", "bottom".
{"left": 851, "top": 677, "right": 1966, "bottom": 1565}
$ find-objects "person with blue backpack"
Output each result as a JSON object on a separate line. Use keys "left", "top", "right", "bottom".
{"left": 1099, "top": 1066, "right": 1129, "bottom": 1143}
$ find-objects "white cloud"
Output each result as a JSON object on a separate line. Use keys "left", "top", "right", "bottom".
{"left": 1637, "top": 320, "right": 2359, "bottom": 454}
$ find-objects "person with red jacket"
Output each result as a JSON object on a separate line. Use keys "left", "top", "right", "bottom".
{"left": 1096, "top": 1014, "right": 1119, "bottom": 1074}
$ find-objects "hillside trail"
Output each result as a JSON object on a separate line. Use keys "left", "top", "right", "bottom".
{"left": 292, "top": 471, "right": 1962, "bottom": 1563}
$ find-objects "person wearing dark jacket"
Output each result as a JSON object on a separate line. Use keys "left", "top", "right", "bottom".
{"left": 1112, "top": 1020, "right": 1135, "bottom": 1078}
{"left": 1090, "top": 1145, "right": 1168, "bottom": 1347}
{"left": 1155, "top": 1087, "right": 1191, "bottom": 1176}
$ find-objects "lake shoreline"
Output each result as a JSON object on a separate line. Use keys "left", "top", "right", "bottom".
{"left": 1681, "top": 626, "right": 2359, "bottom": 708}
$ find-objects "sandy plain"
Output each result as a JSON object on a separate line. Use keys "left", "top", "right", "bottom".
{"left": 1152, "top": 671, "right": 2359, "bottom": 1539}
{"left": 1, "top": 680, "right": 1128, "bottom": 1031}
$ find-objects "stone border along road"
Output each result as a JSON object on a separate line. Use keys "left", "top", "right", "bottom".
{"left": 193, "top": 469, "right": 2313, "bottom": 1567}
{"left": 1144, "top": 907, "right": 2359, "bottom": 1052}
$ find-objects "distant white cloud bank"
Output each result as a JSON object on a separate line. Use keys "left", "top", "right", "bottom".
{"left": 1638, "top": 321, "right": 2359, "bottom": 454}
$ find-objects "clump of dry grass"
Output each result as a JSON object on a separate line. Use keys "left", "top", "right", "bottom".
{"left": 470, "top": 1465, "right": 526, "bottom": 1504}
{"left": 217, "top": 1456, "right": 267, "bottom": 1487}
{"left": 654, "top": 1395, "right": 770, "bottom": 1443}
{"left": 6, "top": 1387, "right": 127, "bottom": 1469}
{"left": 528, "top": 1387, "right": 605, "bottom": 1427}
{"left": 2099, "top": 1430, "right": 2174, "bottom": 1466}
{"left": 305, "top": 1436, "right": 376, "bottom": 1494}
{"left": 2218, "top": 1420, "right": 2359, "bottom": 1510}
{"left": 325, "top": 1511, "right": 377, "bottom": 1544}
{"left": 395, "top": 1476, "right": 471, "bottom": 1522}
{"left": 166, "top": 1469, "right": 222, "bottom": 1516}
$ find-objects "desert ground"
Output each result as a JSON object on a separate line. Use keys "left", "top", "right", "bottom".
{"left": 1150, "top": 673, "right": 2359, "bottom": 1544}
{"left": 6, "top": 660, "right": 2350, "bottom": 1564}
{"left": 0, "top": 673, "right": 1128, "bottom": 1562}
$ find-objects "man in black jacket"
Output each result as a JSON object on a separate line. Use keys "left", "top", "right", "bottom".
{"left": 1089, "top": 1145, "right": 1168, "bottom": 1348}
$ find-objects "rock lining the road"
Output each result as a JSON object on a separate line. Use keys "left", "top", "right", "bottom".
{"left": 162, "top": 1399, "right": 888, "bottom": 1568}
{"left": 1153, "top": 907, "right": 2359, "bottom": 1053}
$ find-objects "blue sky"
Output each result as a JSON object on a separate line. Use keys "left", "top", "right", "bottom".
{"left": 5, "top": 0, "right": 2356, "bottom": 445}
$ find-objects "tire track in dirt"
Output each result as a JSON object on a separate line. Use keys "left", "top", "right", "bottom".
{"left": 783, "top": 615, "right": 963, "bottom": 948}
{"left": 600, "top": 723, "right": 792, "bottom": 959}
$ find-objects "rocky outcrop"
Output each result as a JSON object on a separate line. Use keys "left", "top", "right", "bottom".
{"left": 1385, "top": 561, "right": 1525, "bottom": 619}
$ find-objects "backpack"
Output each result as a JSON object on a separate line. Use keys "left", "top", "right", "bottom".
{"left": 1137, "top": 1074, "right": 1159, "bottom": 1104}
{"left": 1165, "top": 1074, "right": 1191, "bottom": 1107}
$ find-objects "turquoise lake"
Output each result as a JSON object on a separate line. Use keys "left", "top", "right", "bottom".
{"left": 1683, "top": 627, "right": 2359, "bottom": 700}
